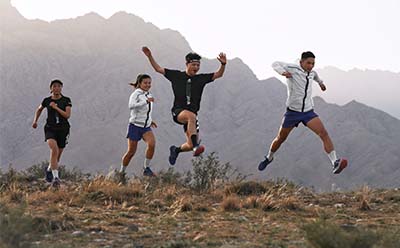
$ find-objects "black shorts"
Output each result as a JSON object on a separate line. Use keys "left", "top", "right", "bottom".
{"left": 44, "top": 126, "right": 70, "bottom": 148}
{"left": 172, "top": 108, "right": 199, "bottom": 133}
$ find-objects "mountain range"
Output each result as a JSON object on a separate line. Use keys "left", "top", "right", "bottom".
{"left": 1, "top": 0, "right": 399, "bottom": 191}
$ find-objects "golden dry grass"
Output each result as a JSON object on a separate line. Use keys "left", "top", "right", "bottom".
{"left": 1, "top": 176, "right": 400, "bottom": 247}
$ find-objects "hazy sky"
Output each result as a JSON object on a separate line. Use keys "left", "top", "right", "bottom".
{"left": 10, "top": 0, "right": 400, "bottom": 79}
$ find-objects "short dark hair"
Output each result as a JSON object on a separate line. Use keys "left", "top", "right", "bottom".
{"left": 50, "top": 79, "right": 63, "bottom": 87}
{"left": 130, "top": 74, "right": 151, "bottom": 88}
{"left": 185, "top": 52, "right": 201, "bottom": 64}
{"left": 301, "top": 51, "right": 315, "bottom": 60}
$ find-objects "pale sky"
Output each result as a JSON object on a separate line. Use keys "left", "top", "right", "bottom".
{"left": 10, "top": 0, "right": 400, "bottom": 79}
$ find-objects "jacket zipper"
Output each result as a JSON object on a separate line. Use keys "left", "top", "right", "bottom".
{"left": 144, "top": 93, "right": 151, "bottom": 127}
{"left": 301, "top": 72, "right": 310, "bottom": 112}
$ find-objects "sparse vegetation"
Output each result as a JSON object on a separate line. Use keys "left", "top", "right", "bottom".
{"left": 303, "top": 219, "right": 400, "bottom": 248}
{"left": 1, "top": 158, "right": 400, "bottom": 247}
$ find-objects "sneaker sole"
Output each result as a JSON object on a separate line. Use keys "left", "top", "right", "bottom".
{"left": 193, "top": 146, "right": 205, "bottom": 157}
{"left": 334, "top": 159, "right": 348, "bottom": 174}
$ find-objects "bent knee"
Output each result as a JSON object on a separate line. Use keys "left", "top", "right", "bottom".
{"left": 318, "top": 129, "right": 329, "bottom": 138}
{"left": 148, "top": 142, "right": 156, "bottom": 150}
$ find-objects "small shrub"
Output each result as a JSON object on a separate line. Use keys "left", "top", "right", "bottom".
{"left": 180, "top": 202, "right": 193, "bottom": 212}
{"left": 242, "top": 196, "right": 260, "bottom": 209}
{"left": 226, "top": 181, "right": 266, "bottom": 196}
{"left": 303, "top": 219, "right": 382, "bottom": 248}
{"left": 22, "top": 161, "right": 48, "bottom": 181}
{"left": 157, "top": 168, "right": 186, "bottom": 186}
{"left": 0, "top": 204, "right": 50, "bottom": 248}
{"left": 191, "top": 152, "right": 240, "bottom": 192}
{"left": 221, "top": 195, "right": 241, "bottom": 212}
{"left": 58, "top": 165, "right": 90, "bottom": 182}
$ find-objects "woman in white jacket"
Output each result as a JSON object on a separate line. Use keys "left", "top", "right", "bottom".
{"left": 120, "top": 74, "right": 156, "bottom": 176}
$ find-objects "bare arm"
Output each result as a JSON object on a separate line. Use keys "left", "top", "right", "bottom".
{"left": 50, "top": 102, "right": 71, "bottom": 119}
{"left": 32, "top": 105, "right": 44, "bottom": 128}
{"left": 212, "top": 52, "right": 227, "bottom": 80}
{"left": 142, "top": 46, "right": 165, "bottom": 75}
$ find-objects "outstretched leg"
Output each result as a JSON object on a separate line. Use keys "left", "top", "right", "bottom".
{"left": 305, "top": 117, "right": 334, "bottom": 153}
{"left": 258, "top": 125, "right": 294, "bottom": 171}
{"left": 306, "top": 117, "right": 347, "bottom": 173}
{"left": 269, "top": 126, "right": 295, "bottom": 158}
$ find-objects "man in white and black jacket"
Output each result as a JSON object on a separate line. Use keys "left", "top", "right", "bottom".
{"left": 258, "top": 51, "right": 348, "bottom": 174}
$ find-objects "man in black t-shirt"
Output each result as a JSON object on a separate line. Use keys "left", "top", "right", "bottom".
{"left": 142, "top": 46, "right": 227, "bottom": 165}
{"left": 32, "top": 79, "right": 72, "bottom": 187}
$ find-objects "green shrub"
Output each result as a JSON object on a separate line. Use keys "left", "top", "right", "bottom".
{"left": 190, "top": 152, "right": 240, "bottom": 192}
{"left": 303, "top": 219, "right": 400, "bottom": 248}
{"left": 0, "top": 204, "right": 36, "bottom": 248}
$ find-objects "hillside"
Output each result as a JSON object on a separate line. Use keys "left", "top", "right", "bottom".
{"left": 1, "top": 162, "right": 400, "bottom": 248}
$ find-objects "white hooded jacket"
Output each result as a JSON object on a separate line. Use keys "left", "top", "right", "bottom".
{"left": 129, "top": 88, "right": 153, "bottom": 128}
{"left": 272, "top": 61, "right": 324, "bottom": 112}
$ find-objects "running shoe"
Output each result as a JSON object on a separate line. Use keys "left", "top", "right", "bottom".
{"left": 169, "top": 145, "right": 179, "bottom": 165}
{"left": 143, "top": 167, "right": 156, "bottom": 177}
{"left": 333, "top": 158, "right": 348, "bottom": 174}
{"left": 258, "top": 156, "right": 274, "bottom": 171}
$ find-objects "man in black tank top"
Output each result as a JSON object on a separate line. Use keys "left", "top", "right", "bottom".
{"left": 32, "top": 79, "right": 72, "bottom": 187}
{"left": 142, "top": 46, "right": 227, "bottom": 165}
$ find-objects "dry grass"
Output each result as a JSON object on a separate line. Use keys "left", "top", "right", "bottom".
{"left": 357, "top": 185, "right": 372, "bottom": 211}
{"left": 242, "top": 196, "right": 260, "bottom": 209}
{"left": 1, "top": 173, "right": 400, "bottom": 247}
{"left": 221, "top": 195, "right": 241, "bottom": 211}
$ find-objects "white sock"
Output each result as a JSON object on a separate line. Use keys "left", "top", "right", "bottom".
{"left": 327, "top": 151, "right": 338, "bottom": 165}
{"left": 144, "top": 158, "right": 151, "bottom": 169}
{"left": 120, "top": 164, "right": 127, "bottom": 173}
{"left": 52, "top": 170, "right": 59, "bottom": 179}
{"left": 267, "top": 151, "right": 275, "bottom": 161}
{"left": 47, "top": 165, "right": 52, "bottom": 171}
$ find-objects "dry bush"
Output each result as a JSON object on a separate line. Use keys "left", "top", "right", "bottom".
{"left": 225, "top": 181, "right": 266, "bottom": 196}
{"left": 242, "top": 196, "right": 260, "bottom": 209}
{"left": 221, "top": 195, "right": 241, "bottom": 212}
{"left": 357, "top": 186, "right": 372, "bottom": 211}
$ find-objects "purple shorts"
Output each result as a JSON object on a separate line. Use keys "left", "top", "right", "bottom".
{"left": 126, "top": 123, "right": 151, "bottom": 141}
{"left": 282, "top": 108, "right": 318, "bottom": 128}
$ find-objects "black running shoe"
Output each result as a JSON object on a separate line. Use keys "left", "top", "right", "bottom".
{"left": 143, "top": 167, "right": 155, "bottom": 177}
{"left": 52, "top": 177, "right": 61, "bottom": 188}
{"left": 169, "top": 145, "right": 179, "bottom": 165}
{"left": 45, "top": 167, "right": 53, "bottom": 183}
{"left": 258, "top": 157, "right": 274, "bottom": 171}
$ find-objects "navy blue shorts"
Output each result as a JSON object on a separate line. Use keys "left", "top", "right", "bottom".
{"left": 282, "top": 108, "right": 318, "bottom": 128}
{"left": 126, "top": 123, "right": 152, "bottom": 141}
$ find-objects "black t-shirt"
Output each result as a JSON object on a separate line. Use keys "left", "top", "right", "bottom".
{"left": 41, "top": 95, "right": 72, "bottom": 128}
{"left": 164, "top": 69, "right": 214, "bottom": 113}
